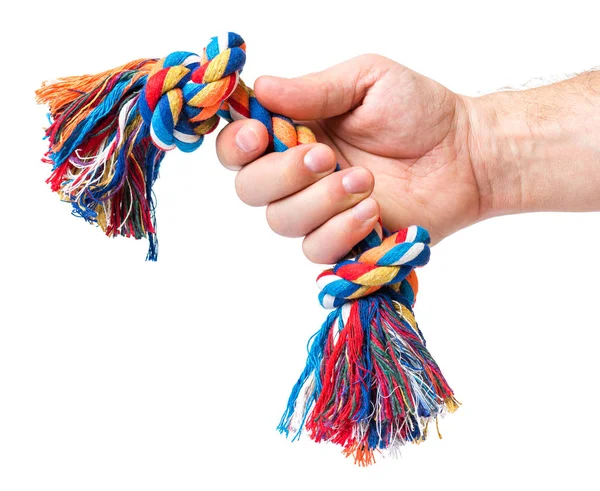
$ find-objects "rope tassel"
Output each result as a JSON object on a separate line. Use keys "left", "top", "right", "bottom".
{"left": 36, "top": 31, "right": 458, "bottom": 464}
{"left": 278, "top": 225, "right": 458, "bottom": 465}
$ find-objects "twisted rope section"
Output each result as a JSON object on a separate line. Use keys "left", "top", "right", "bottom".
{"left": 36, "top": 33, "right": 316, "bottom": 256}
{"left": 317, "top": 225, "right": 430, "bottom": 309}
{"left": 138, "top": 34, "right": 245, "bottom": 152}
{"left": 139, "top": 33, "right": 316, "bottom": 153}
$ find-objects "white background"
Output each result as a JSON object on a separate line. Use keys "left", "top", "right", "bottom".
{"left": 1, "top": 1, "right": 599, "bottom": 489}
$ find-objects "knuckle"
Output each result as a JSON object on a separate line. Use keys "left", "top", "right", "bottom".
{"left": 266, "top": 203, "right": 288, "bottom": 236}
{"left": 281, "top": 144, "right": 318, "bottom": 187}
{"left": 234, "top": 170, "right": 254, "bottom": 205}
{"left": 302, "top": 236, "right": 341, "bottom": 265}
{"left": 321, "top": 172, "right": 349, "bottom": 209}
{"left": 302, "top": 238, "right": 322, "bottom": 264}
{"left": 323, "top": 181, "right": 340, "bottom": 209}
{"left": 321, "top": 79, "right": 335, "bottom": 116}
{"left": 357, "top": 53, "right": 393, "bottom": 68}
{"left": 280, "top": 152, "right": 297, "bottom": 189}
{"left": 266, "top": 203, "right": 304, "bottom": 238}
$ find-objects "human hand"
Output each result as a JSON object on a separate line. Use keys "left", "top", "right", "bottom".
{"left": 216, "top": 54, "right": 481, "bottom": 263}
{"left": 219, "top": 54, "right": 600, "bottom": 264}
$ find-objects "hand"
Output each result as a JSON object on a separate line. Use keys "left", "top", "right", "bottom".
{"left": 215, "top": 55, "right": 482, "bottom": 263}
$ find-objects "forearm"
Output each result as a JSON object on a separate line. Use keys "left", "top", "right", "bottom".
{"left": 465, "top": 71, "right": 600, "bottom": 218}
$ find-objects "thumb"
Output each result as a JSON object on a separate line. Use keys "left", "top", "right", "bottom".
{"left": 254, "top": 54, "right": 392, "bottom": 121}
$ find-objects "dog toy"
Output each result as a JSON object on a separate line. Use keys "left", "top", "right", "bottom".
{"left": 36, "top": 32, "right": 458, "bottom": 465}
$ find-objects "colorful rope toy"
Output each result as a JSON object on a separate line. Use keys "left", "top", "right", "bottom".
{"left": 36, "top": 32, "right": 458, "bottom": 465}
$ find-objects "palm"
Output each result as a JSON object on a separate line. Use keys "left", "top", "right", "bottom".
{"left": 307, "top": 63, "right": 480, "bottom": 244}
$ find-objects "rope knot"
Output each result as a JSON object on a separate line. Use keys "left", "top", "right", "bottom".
{"left": 317, "top": 225, "right": 431, "bottom": 309}
{"left": 139, "top": 33, "right": 247, "bottom": 152}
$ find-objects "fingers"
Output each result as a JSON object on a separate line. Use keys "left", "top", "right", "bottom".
{"left": 254, "top": 54, "right": 394, "bottom": 121}
{"left": 303, "top": 198, "right": 380, "bottom": 264}
{"left": 216, "top": 63, "right": 388, "bottom": 264}
{"left": 227, "top": 130, "right": 378, "bottom": 264}
{"left": 265, "top": 167, "right": 375, "bottom": 238}
{"left": 235, "top": 143, "right": 337, "bottom": 206}
{"left": 215, "top": 119, "right": 270, "bottom": 170}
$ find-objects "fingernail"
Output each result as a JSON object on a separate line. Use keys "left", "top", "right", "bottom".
{"left": 224, "top": 164, "right": 242, "bottom": 171}
{"left": 342, "top": 168, "right": 372, "bottom": 194}
{"left": 304, "top": 145, "right": 333, "bottom": 173}
{"left": 235, "top": 125, "right": 260, "bottom": 153}
{"left": 352, "top": 198, "right": 378, "bottom": 221}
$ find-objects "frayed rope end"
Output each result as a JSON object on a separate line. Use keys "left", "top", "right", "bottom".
{"left": 277, "top": 226, "right": 458, "bottom": 465}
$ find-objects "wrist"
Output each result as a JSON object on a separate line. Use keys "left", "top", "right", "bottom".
{"left": 463, "top": 90, "right": 530, "bottom": 219}
{"left": 464, "top": 73, "right": 600, "bottom": 219}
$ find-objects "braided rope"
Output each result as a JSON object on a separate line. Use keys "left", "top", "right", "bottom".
{"left": 36, "top": 32, "right": 456, "bottom": 465}
{"left": 317, "top": 225, "right": 430, "bottom": 308}
{"left": 138, "top": 33, "right": 315, "bottom": 153}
